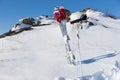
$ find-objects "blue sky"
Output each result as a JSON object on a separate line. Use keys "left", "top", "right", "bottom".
{"left": 0, "top": 0, "right": 120, "bottom": 34}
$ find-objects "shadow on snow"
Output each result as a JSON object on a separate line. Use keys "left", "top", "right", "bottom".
{"left": 79, "top": 52, "right": 120, "bottom": 64}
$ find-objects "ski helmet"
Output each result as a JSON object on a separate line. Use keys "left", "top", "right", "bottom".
{"left": 70, "top": 12, "right": 83, "bottom": 24}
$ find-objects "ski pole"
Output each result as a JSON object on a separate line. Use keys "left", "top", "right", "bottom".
{"left": 76, "top": 23, "right": 83, "bottom": 78}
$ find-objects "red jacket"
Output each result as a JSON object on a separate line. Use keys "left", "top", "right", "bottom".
{"left": 54, "top": 11, "right": 61, "bottom": 23}
{"left": 54, "top": 7, "right": 66, "bottom": 23}
{"left": 59, "top": 7, "right": 66, "bottom": 20}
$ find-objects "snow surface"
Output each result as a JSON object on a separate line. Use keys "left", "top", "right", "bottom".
{"left": 0, "top": 10, "right": 120, "bottom": 80}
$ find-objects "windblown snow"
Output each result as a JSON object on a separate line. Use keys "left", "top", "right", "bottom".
{"left": 0, "top": 9, "right": 120, "bottom": 80}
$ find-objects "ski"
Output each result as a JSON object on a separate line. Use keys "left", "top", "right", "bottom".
{"left": 54, "top": 6, "right": 76, "bottom": 65}
{"left": 64, "top": 38, "right": 76, "bottom": 65}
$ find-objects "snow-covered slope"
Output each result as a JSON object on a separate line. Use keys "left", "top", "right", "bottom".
{"left": 0, "top": 9, "right": 120, "bottom": 80}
